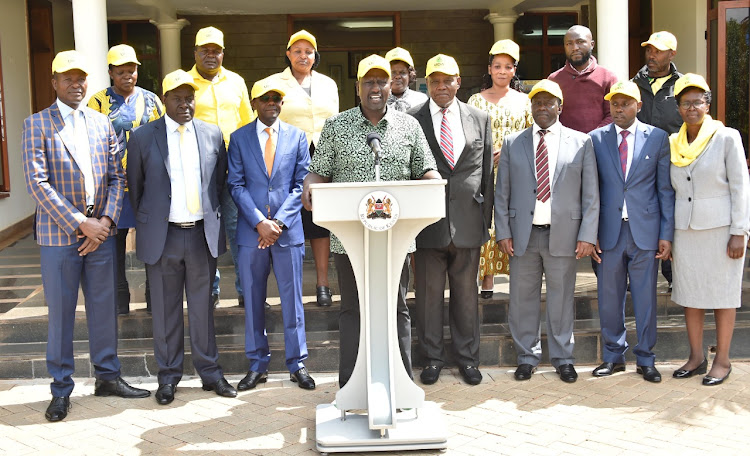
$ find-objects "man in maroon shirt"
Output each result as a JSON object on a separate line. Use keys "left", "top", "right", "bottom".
{"left": 549, "top": 25, "right": 618, "bottom": 133}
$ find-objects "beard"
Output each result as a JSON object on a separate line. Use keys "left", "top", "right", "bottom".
{"left": 568, "top": 49, "right": 592, "bottom": 67}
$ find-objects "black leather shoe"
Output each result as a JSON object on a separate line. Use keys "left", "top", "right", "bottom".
{"left": 202, "top": 377, "right": 237, "bottom": 397}
{"left": 459, "top": 365, "right": 483, "bottom": 385}
{"left": 94, "top": 377, "right": 150, "bottom": 398}
{"left": 592, "top": 362, "right": 626, "bottom": 377}
{"left": 155, "top": 384, "right": 176, "bottom": 405}
{"left": 637, "top": 365, "right": 662, "bottom": 383}
{"left": 514, "top": 364, "right": 536, "bottom": 381}
{"left": 290, "top": 367, "right": 316, "bottom": 390}
{"left": 673, "top": 358, "right": 708, "bottom": 378}
{"left": 45, "top": 396, "right": 70, "bottom": 422}
{"left": 237, "top": 371, "right": 268, "bottom": 391}
{"left": 703, "top": 366, "right": 731, "bottom": 386}
{"left": 238, "top": 295, "right": 245, "bottom": 308}
{"left": 211, "top": 292, "right": 220, "bottom": 308}
{"left": 556, "top": 364, "right": 578, "bottom": 383}
{"left": 316, "top": 286, "right": 332, "bottom": 307}
{"left": 420, "top": 365, "right": 442, "bottom": 385}
{"left": 480, "top": 290, "right": 493, "bottom": 299}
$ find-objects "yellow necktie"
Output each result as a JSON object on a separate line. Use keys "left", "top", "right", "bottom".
{"left": 177, "top": 124, "right": 201, "bottom": 215}
{"left": 264, "top": 127, "right": 275, "bottom": 177}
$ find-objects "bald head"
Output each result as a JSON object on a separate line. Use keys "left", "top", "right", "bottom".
{"left": 564, "top": 25, "right": 595, "bottom": 71}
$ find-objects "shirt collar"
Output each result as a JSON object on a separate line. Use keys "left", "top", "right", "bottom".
{"left": 165, "top": 114, "right": 194, "bottom": 134}
{"left": 257, "top": 118, "right": 280, "bottom": 136}
{"left": 190, "top": 65, "right": 225, "bottom": 83}
{"left": 533, "top": 119, "right": 561, "bottom": 136}
{"left": 614, "top": 119, "right": 639, "bottom": 137}
{"left": 429, "top": 98, "right": 457, "bottom": 117}
{"left": 357, "top": 105, "right": 391, "bottom": 127}
{"left": 56, "top": 99, "right": 77, "bottom": 121}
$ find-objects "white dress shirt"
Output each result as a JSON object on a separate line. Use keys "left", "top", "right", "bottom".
{"left": 615, "top": 120, "right": 638, "bottom": 219}
{"left": 57, "top": 100, "right": 94, "bottom": 205}
{"left": 532, "top": 120, "right": 562, "bottom": 226}
{"left": 256, "top": 118, "right": 280, "bottom": 155}
{"left": 165, "top": 114, "right": 202, "bottom": 222}
{"left": 429, "top": 98, "right": 466, "bottom": 163}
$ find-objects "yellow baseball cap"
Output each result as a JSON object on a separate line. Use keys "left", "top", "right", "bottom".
{"left": 357, "top": 54, "right": 391, "bottom": 80}
{"left": 641, "top": 31, "right": 677, "bottom": 51}
{"left": 107, "top": 44, "right": 141, "bottom": 66}
{"left": 195, "top": 26, "right": 224, "bottom": 48}
{"left": 425, "top": 54, "right": 460, "bottom": 77}
{"left": 385, "top": 47, "right": 415, "bottom": 68}
{"left": 604, "top": 81, "right": 641, "bottom": 102}
{"left": 162, "top": 70, "right": 200, "bottom": 95}
{"left": 51, "top": 50, "right": 88, "bottom": 75}
{"left": 489, "top": 39, "right": 520, "bottom": 62}
{"left": 251, "top": 76, "right": 286, "bottom": 100}
{"left": 287, "top": 30, "right": 317, "bottom": 50}
{"left": 528, "top": 79, "right": 563, "bottom": 103}
{"left": 674, "top": 73, "right": 710, "bottom": 97}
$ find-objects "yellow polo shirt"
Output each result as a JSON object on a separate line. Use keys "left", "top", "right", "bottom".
{"left": 188, "top": 65, "right": 254, "bottom": 146}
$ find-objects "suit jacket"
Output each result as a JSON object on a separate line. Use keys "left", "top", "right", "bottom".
{"left": 495, "top": 123, "right": 600, "bottom": 257}
{"left": 409, "top": 100, "right": 493, "bottom": 249}
{"left": 22, "top": 102, "right": 123, "bottom": 246}
{"left": 127, "top": 117, "right": 227, "bottom": 264}
{"left": 227, "top": 120, "right": 310, "bottom": 248}
{"left": 670, "top": 127, "right": 750, "bottom": 236}
{"left": 590, "top": 122, "right": 674, "bottom": 251}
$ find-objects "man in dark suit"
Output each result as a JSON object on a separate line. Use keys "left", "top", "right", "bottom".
{"left": 409, "top": 54, "right": 493, "bottom": 386}
{"left": 589, "top": 81, "right": 674, "bottom": 383}
{"left": 495, "top": 79, "right": 600, "bottom": 383}
{"left": 227, "top": 77, "right": 315, "bottom": 391}
{"left": 22, "top": 50, "right": 150, "bottom": 422}
{"left": 127, "top": 70, "right": 236, "bottom": 405}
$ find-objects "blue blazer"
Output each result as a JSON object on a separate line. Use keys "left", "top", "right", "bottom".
{"left": 227, "top": 119, "right": 310, "bottom": 248}
{"left": 589, "top": 121, "right": 674, "bottom": 251}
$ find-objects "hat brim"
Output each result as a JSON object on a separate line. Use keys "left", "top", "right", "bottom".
{"left": 641, "top": 41, "right": 672, "bottom": 51}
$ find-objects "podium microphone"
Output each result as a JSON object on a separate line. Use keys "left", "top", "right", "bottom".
{"left": 367, "top": 132, "right": 383, "bottom": 181}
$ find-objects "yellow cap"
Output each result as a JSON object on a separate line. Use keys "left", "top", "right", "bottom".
{"left": 489, "top": 39, "right": 520, "bottom": 62}
{"left": 604, "top": 81, "right": 641, "bottom": 102}
{"left": 385, "top": 47, "right": 415, "bottom": 68}
{"left": 195, "top": 26, "right": 224, "bottom": 48}
{"left": 674, "top": 73, "right": 710, "bottom": 97}
{"left": 162, "top": 70, "right": 199, "bottom": 95}
{"left": 528, "top": 79, "right": 563, "bottom": 103}
{"left": 251, "top": 76, "right": 287, "bottom": 100}
{"left": 51, "top": 50, "right": 88, "bottom": 75}
{"left": 287, "top": 30, "right": 317, "bottom": 50}
{"left": 107, "top": 44, "right": 141, "bottom": 66}
{"left": 357, "top": 54, "right": 391, "bottom": 80}
{"left": 425, "top": 54, "right": 460, "bottom": 77}
{"left": 641, "top": 31, "right": 677, "bottom": 51}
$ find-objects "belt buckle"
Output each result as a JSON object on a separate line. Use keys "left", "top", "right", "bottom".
{"left": 177, "top": 221, "right": 196, "bottom": 228}
{"left": 622, "top": 217, "right": 629, "bottom": 222}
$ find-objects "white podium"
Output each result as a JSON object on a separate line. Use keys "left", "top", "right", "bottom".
{"left": 312, "top": 179, "right": 449, "bottom": 454}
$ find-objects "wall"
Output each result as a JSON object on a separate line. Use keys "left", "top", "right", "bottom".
{"left": 652, "top": 0, "right": 707, "bottom": 75}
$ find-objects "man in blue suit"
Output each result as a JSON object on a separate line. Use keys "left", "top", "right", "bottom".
{"left": 228, "top": 77, "right": 314, "bottom": 390}
{"left": 589, "top": 81, "right": 674, "bottom": 383}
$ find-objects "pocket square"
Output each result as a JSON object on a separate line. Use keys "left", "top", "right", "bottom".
{"left": 645, "top": 155, "right": 650, "bottom": 159}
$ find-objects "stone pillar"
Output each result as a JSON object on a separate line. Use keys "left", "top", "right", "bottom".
{"left": 595, "top": 0, "right": 629, "bottom": 81}
{"left": 71, "top": 0, "right": 109, "bottom": 101}
{"left": 151, "top": 19, "right": 190, "bottom": 75}
{"left": 485, "top": 11, "right": 520, "bottom": 41}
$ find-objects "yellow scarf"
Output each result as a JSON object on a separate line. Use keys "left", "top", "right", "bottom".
{"left": 670, "top": 115, "right": 723, "bottom": 167}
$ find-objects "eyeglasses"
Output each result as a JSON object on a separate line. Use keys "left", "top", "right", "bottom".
{"left": 258, "top": 94, "right": 283, "bottom": 103}
{"left": 678, "top": 100, "right": 707, "bottom": 110}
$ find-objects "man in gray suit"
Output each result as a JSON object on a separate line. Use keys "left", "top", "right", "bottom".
{"left": 127, "top": 70, "right": 236, "bottom": 405}
{"left": 409, "top": 54, "right": 493, "bottom": 386}
{"left": 495, "top": 79, "right": 599, "bottom": 383}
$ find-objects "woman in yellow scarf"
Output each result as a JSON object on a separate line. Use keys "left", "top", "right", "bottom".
{"left": 669, "top": 74, "right": 750, "bottom": 386}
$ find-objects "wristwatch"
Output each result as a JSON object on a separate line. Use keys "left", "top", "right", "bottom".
{"left": 273, "top": 219, "right": 287, "bottom": 230}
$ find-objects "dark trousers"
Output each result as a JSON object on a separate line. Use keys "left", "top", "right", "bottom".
{"left": 115, "top": 228, "right": 130, "bottom": 313}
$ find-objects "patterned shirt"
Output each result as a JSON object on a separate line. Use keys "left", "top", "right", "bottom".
{"left": 310, "top": 106, "right": 438, "bottom": 254}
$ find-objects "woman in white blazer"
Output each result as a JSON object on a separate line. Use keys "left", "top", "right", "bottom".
{"left": 669, "top": 74, "right": 750, "bottom": 386}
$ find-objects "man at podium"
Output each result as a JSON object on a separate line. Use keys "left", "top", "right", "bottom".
{"left": 302, "top": 54, "right": 440, "bottom": 387}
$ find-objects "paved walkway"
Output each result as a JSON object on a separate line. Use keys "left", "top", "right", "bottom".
{"left": 1, "top": 363, "right": 748, "bottom": 455}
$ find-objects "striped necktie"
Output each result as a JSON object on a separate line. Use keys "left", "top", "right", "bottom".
{"left": 439, "top": 108, "right": 455, "bottom": 168}
{"left": 536, "top": 129, "right": 550, "bottom": 203}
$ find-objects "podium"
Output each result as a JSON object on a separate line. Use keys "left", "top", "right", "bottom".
{"left": 312, "top": 179, "right": 449, "bottom": 454}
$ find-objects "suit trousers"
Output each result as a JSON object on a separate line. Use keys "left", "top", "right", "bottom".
{"left": 509, "top": 226, "right": 577, "bottom": 368}
{"left": 40, "top": 237, "right": 121, "bottom": 397}
{"left": 147, "top": 223, "right": 223, "bottom": 385}
{"left": 415, "top": 243, "right": 481, "bottom": 367}
{"left": 598, "top": 220, "right": 658, "bottom": 366}
{"left": 238, "top": 243, "right": 308, "bottom": 374}
{"left": 334, "top": 253, "right": 412, "bottom": 387}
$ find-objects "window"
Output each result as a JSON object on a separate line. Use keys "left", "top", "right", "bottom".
{"left": 0, "top": 45, "right": 9, "bottom": 195}
{"left": 513, "top": 13, "right": 578, "bottom": 80}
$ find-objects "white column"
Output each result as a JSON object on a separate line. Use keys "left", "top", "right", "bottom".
{"left": 485, "top": 11, "right": 520, "bottom": 41}
{"left": 595, "top": 0, "right": 629, "bottom": 81}
{"left": 71, "top": 0, "right": 109, "bottom": 101}
{"left": 151, "top": 19, "right": 190, "bottom": 75}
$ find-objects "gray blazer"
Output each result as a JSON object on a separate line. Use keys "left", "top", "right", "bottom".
{"left": 670, "top": 126, "right": 750, "bottom": 236}
{"left": 408, "top": 100, "right": 493, "bottom": 249}
{"left": 495, "top": 123, "right": 600, "bottom": 257}
{"left": 127, "top": 117, "right": 228, "bottom": 264}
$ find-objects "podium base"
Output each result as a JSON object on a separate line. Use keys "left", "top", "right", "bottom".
{"left": 315, "top": 402, "right": 448, "bottom": 454}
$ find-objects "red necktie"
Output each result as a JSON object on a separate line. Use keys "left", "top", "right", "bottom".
{"left": 439, "top": 108, "right": 455, "bottom": 169}
{"left": 619, "top": 130, "right": 630, "bottom": 178}
{"left": 536, "top": 129, "right": 550, "bottom": 203}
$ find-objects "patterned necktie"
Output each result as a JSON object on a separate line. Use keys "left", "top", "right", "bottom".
{"left": 264, "top": 127, "right": 276, "bottom": 177}
{"left": 177, "top": 124, "right": 200, "bottom": 215}
{"left": 439, "top": 108, "right": 455, "bottom": 169}
{"left": 619, "top": 130, "right": 630, "bottom": 178}
{"left": 536, "top": 129, "right": 550, "bottom": 203}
